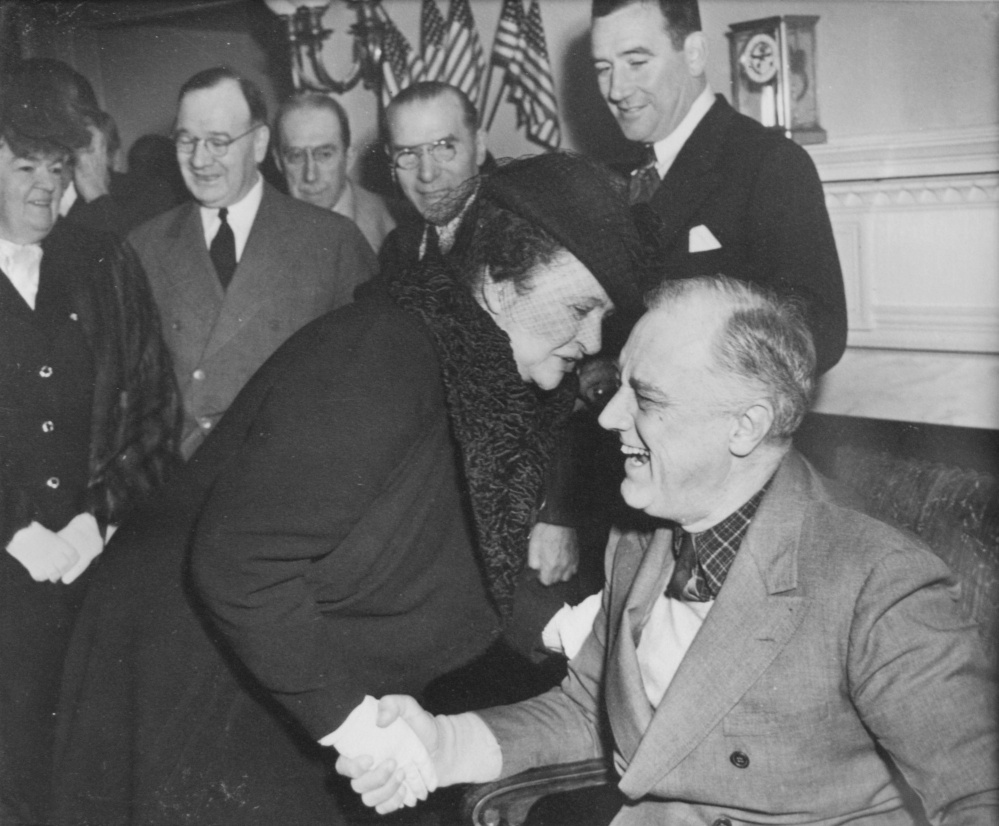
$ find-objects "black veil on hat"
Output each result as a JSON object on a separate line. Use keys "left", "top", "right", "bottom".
{"left": 479, "top": 152, "right": 646, "bottom": 318}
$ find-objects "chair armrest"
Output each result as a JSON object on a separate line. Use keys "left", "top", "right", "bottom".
{"left": 460, "top": 758, "right": 615, "bottom": 826}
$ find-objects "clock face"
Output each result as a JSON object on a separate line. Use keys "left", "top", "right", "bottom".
{"left": 740, "top": 32, "right": 779, "bottom": 84}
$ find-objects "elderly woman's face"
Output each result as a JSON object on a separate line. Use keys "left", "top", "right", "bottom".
{"left": 487, "top": 251, "right": 613, "bottom": 390}
{"left": 0, "top": 142, "right": 67, "bottom": 245}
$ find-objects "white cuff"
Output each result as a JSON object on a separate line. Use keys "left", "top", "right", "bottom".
{"left": 541, "top": 592, "right": 602, "bottom": 659}
{"left": 435, "top": 712, "right": 502, "bottom": 786}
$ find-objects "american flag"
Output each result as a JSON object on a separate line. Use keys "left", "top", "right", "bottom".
{"left": 517, "top": 0, "right": 561, "bottom": 149}
{"left": 443, "top": 0, "right": 486, "bottom": 110}
{"left": 418, "top": 0, "right": 448, "bottom": 82}
{"left": 373, "top": 1, "right": 424, "bottom": 108}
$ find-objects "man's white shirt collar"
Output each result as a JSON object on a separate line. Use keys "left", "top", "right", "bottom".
{"left": 0, "top": 237, "right": 43, "bottom": 310}
{"left": 199, "top": 173, "right": 264, "bottom": 263}
{"left": 650, "top": 84, "right": 715, "bottom": 178}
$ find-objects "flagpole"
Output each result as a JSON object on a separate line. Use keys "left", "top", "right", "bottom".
{"left": 484, "top": 65, "right": 509, "bottom": 132}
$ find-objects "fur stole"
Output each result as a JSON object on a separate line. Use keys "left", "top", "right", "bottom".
{"left": 390, "top": 260, "right": 575, "bottom": 620}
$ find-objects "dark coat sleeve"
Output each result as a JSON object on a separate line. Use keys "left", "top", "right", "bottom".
{"left": 190, "top": 305, "right": 496, "bottom": 739}
{"left": 740, "top": 137, "right": 847, "bottom": 375}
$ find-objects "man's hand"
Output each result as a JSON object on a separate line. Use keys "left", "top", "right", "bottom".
{"left": 5, "top": 521, "right": 80, "bottom": 582}
{"left": 528, "top": 522, "right": 579, "bottom": 585}
{"left": 73, "top": 125, "right": 112, "bottom": 203}
{"left": 57, "top": 513, "right": 105, "bottom": 584}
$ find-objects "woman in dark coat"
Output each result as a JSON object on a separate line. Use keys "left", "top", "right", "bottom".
{"left": 52, "top": 153, "right": 645, "bottom": 826}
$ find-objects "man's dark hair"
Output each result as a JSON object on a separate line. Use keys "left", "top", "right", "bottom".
{"left": 591, "top": 0, "right": 701, "bottom": 50}
{"left": 178, "top": 66, "right": 268, "bottom": 126}
{"left": 276, "top": 91, "right": 350, "bottom": 150}
{"left": 385, "top": 81, "right": 479, "bottom": 137}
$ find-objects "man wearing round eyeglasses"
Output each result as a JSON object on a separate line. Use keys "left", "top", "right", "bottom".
{"left": 274, "top": 92, "right": 396, "bottom": 254}
{"left": 380, "top": 81, "right": 487, "bottom": 275}
{"left": 129, "top": 66, "right": 377, "bottom": 459}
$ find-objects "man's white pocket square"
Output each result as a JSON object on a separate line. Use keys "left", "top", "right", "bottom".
{"left": 688, "top": 225, "right": 721, "bottom": 253}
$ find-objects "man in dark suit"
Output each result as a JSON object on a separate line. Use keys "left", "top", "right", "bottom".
{"left": 130, "top": 67, "right": 377, "bottom": 458}
{"left": 336, "top": 275, "right": 997, "bottom": 824}
{"left": 591, "top": 0, "right": 847, "bottom": 375}
{"left": 379, "top": 81, "right": 487, "bottom": 276}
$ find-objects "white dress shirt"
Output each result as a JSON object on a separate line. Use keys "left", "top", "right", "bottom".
{"left": 198, "top": 174, "right": 264, "bottom": 263}
{"left": 0, "top": 237, "right": 44, "bottom": 309}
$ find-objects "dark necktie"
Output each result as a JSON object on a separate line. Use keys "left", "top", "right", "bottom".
{"left": 628, "top": 144, "right": 660, "bottom": 205}
{"left": 423, "top": 224, "right": 442, "bottom": 262}
{"left": 210, "top": 207, "right": 237, "bottom": 289}
{"left": 665, "top": 529, "right": 709, "bottom": 602}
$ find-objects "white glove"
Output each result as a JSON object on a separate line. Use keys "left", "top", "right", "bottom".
{"left": 58, "top": 513, "right": 105, "bottom": 584}
{"left": 327, "top": 696, "right": 436, "bottom": 807}
{"left": 334, "top": 696, "right": 501, "bottom": 816}
{"left": 6, "top": 521, "right": 80, "bottom": 582}
{"left": 542, "top": 592, "right": 603, "bottom": 658}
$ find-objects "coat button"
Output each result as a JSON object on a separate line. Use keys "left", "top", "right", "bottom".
{"left": 41, "top": 421, "right": 54, "bottom": 433}
{"left": 198, "top": 417, "right": 212, "bottom": 431}
{"left": 39, "top": 365, "right": 53, "bottom": 378}
{"left": 69, "top": 312, "right": 78, "bottom": 321}
{"left": 730, "top": 751, "right": 750, "bottom": 769}
{"left": 192, "top": 369, "right": 205, "bottom": 381}
{"left": 46, "top": 477, "right": 60, "bottom": 489}
{"left": 712, "top": 818, "right": 733, "bottom": 826}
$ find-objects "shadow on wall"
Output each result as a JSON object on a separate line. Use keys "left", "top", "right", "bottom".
{"left": 560, "top": 30, "right": 641, "bottom": 173}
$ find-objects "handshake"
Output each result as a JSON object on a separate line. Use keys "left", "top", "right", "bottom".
{"left": 332, "top": 695, "right": 501, "bottom": 815}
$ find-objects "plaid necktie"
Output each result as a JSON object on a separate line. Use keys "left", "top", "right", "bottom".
{"left": 210, "top": 207, "right": 237, "bottom": 289}
{"left": 628, "top": 144, "right": 660, "bottom": 205}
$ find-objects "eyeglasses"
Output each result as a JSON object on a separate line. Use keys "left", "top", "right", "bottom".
{"left": 389, "top": 138, "right": 457, "bottom": 171}
{"left": 174, "top": 124, "right": 262, "bottom": 158}
{"left": 281, "top": 145, "right": 340, "bottom": 167}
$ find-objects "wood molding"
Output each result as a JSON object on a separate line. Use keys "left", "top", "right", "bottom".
{"left": 808, "top": 125, "right": 999, "bottom": 181}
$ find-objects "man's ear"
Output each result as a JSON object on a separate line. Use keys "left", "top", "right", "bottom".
{"left": 253, "top": 124, "right": 271, "bottom": 165}
{"left": 473, "top": 128, "right": 487, "bottom": 169}
{"left": 729, "top": 399, "right": 774, "bottom": 458}
{"left": 683, "top": 31, "right": 708, "bottom": 78}
{"left": 271, "top": 144, "right": 284, "bottom": 174}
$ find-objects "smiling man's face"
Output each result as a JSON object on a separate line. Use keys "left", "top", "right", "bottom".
{"left": 591, "top": 1, "right": 700, "bottom": 144}
{"left": 386, "top": 92, "right": 485, "bottom": 225}
{"left": 598, "top": 296, "right": 743, "bottom": 531}
{"left": 0, "top": 141, "right": 67, "bottom": 244}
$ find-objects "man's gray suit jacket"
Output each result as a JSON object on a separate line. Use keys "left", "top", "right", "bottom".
{"left": 479, "top": 451, "right": 998, "bottom": 825}
{"left": 129, "top": 182, "right": 377, "bottom": 458}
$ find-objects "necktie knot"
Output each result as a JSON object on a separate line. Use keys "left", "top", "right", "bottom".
{"left": 665, "top": 528, "right": 709, "bottom": 602}
{"left": 628, "top": 145, "right": 660, "bottom": 205}
{"left": 211, "top": 207, "right": 236, "bottom": 289}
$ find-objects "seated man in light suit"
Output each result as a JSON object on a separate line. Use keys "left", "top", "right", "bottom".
{"left": 130, "top": 67, "right": 377, "bottom": 459}
{"left": 274, "top": 91, "right": 396, "bottom": 255}
{"left": 338, "top": 275, "right": 998, "bottom": 825}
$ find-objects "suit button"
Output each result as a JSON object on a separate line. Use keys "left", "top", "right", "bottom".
{"left": 39, "top": 365, "right": 53, "bottom": 378}
{"left": 41, "top": 421, "right": 54, "bottom": 433}
{"left": 46, "top": 477, "right": 60, "bottom": 489}
{"left": 198, "top": 417, "right": 212, "bottom": 431}
{"left": 192, "top": 369, "right": 206, "bottom": 381}
{"left": 730, "top": 751, "right": 750, "bottom": 769}
{"left": 712, "top": 818, "right": 732, "bottom": 826}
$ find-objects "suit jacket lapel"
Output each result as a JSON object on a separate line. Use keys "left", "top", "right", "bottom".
{"left": 201, "top": 185, "right": 281, "bottom": 362}
{"left": 606, "top": 527, "right": 675, "bottom": 760}
{"left": 163, "top": 203, "right": 224, "bottom": 364}
{"left": 647, "top": 96, "right": 733, "bottom": 251}
{"left": 617, "top": 455, "right": 812, "bottom": 799}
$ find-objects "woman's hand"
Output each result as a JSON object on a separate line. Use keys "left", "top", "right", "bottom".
{"left": 528, "top": 522, "right": 579, "bottom": 585}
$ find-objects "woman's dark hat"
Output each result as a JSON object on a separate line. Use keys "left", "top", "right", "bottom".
{"left": 480, "top": 153, "right": 644, "bottom": 316}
